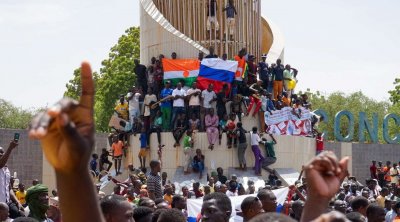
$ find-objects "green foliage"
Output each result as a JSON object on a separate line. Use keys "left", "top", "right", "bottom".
{"left": 301, "top": 90, "right": 390, "bottom": 143}
{"left": 64, "top": 68, "right": 99, "bottom": 100}
{"left": 388, "top": 78, "right": 400, "bottom": 105}
{"left": 63, "top": 27, "right": 140, "bottom": 132}
{"left": 0, "top": 99, "right": 41, "bottom": 129}
{"left": 94, "top": 27, "right": 140, "bottom": 132}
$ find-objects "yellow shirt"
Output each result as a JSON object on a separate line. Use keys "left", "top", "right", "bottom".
{"left": 164, "top": 194, "right": 173, "bottom": 204}
{"left": 115, "top": 103, "right": 129, "bottom": 120}
{"left": 376, "top": 195, "right": 385, "bottom": 208}
{"left": 16, "top": 190, "right": 26, "bottom": 204}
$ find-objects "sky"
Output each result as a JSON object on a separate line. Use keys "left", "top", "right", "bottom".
{"left": 0, "top": 0, "right": 399, "bottom": 109}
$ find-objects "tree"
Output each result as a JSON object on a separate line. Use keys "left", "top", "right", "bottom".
{"left": 63, "top": 27, "right": 140, "bottom": 132}
{"left": 302, "top": 90, "right": 390, "bottom": 143}
{"left": 64, "top": 68, "right": 99, "bottom": 100}
{"left": 95, "top": 27, "right": 140, "bottom": 131}
{"left": 387, "top": 78, "right": 400, "bottom": 138}
{"left": 0, "top": 99, "right": 41, "bottom": 129}
{"left": 388, "top": 78, "right": 400, "bottom": 105}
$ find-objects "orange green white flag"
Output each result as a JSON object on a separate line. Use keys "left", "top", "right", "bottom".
{"left": 162, "top": 58, "right": 200, "bottom": 87}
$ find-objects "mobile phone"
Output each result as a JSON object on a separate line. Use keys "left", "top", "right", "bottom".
{"left": 14, "top": 133, "right": 20, "bottom": 142}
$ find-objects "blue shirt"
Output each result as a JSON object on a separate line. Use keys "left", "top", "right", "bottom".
{"left": 266, "top": 99, "right": 276, "bottom": 112}
{"left": 90, "top": 159, "right": 97, "bottom": 172}
{"left": 219, "top": 119, "right": 227, "bottom": 128}
{"left": 225, "top": 4, "right": 236, "bottom": 18}
{"left": 230, "top": 86, "right": 238, "bottom": 99}
{"left": 273, "top": 65, "right": 284, "bottom": 81}
{"left": 139, "top": 133, "right": 147, "bottom": 148}
{"left": 258, "top": 62, "right": 269, "bottom": 81}
{"left": 160, "top": 88, "right": 173, "bottom": 107}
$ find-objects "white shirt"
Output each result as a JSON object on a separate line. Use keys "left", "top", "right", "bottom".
{"left": 172, "top": 88, "right": 186, "bottom": 107}
{"left": 143, "top": 94, "right": 157, "bottom": 116}
{"left": 385, "top": 210, "right": 396, "bottom": 222}
{"left": 0, "top": 167, "right": 10, "bottom": 203}
{"left": 127, "top": 92, "right": 141, "bottom": 110}
{"left": 201, "top": 90, "right": 216, "bottom": 108}
{"left": 187, "top": 88, "right": 201, "bottom": 106}
{"left": 226, "top": 190, "right": 238, "bottom": 197}
{"left": 390, "top": 167, "right": 398, "bottom": 184}
{"left": 250, "top": 132, "right": 261, "bottom": 146}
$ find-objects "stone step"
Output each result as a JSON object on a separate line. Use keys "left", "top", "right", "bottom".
{"left": 227, "top": 167, "right": 266, "bottom": 191}
{"left": 274, "top": 168, "right": 300, "bottom": 186}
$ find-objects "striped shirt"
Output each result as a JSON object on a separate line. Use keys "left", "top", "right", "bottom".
{"left": 147, "top": 172, "right": 162, "bottom": 199}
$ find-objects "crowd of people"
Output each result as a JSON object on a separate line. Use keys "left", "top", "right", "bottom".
{"left": 0, "top": 62, "right": 388, "bottom": 222}
{"left": 3, "top": 134, "right": 400, "bottom": 222}
{"left": 115, "top": 48, "right": 302, "bottom": 135}
{"left": 108, "top": 47, "right": 315, "bottom": 176}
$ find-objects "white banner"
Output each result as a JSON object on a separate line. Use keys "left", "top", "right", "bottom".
{"left": 187, "top": 187, "right": 289, "bottom": 221}
{"left": 265, "top": 107, "right": 312, "bottom": 136}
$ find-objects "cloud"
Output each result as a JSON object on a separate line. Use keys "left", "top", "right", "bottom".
{"left": 0, "top": 2, "right": 70, "bottom": 25}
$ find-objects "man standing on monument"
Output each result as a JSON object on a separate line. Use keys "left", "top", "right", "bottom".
{"left": 160, "top": 81, "right": 173, "bottom": 131}
{"left": 272, "top": 59, "right": 285, "bottom": 100}
{"left": 127, "top": 87, "right": 141, "bottom": 124}
{"left": 234, "top": 48, "right": 247, "bottom": 83}
{"left": 223, "top": 0, "right": 237, "bottom": 41}
{"left": 114, "top": 95, "right": 129, "bottom": 121}
{"left": 205, "top": 46, "right": 218, "bottom": 59}
{"left": 206, "top": 0, "right": 220, "bottom": 39}
{"left": 171, "top": 82, "right": 186, "bottom": 128}
{"left": 258, "top": 54, "right": 269, "bottom": 90}
{"left": 134, "top": 59, "right": 148, "bottom": 94}
{"left": 235, "top": 122, "right": 248, "bottom": 171}
{"left": 187, "top": 82, "right": 201, "bottom": 121}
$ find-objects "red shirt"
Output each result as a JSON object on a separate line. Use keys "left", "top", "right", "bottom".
{"left": 194, "top": 190, "right": 204, "bottom": 198}
{"left": 370, "top": 165, "right": 377, "bottom": 179}
{"left": 316, "top": 136, "right": 324, "bottom": 151}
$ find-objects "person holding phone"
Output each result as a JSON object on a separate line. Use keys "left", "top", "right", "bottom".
{"left": 0, "top": 139, "right": 19, "bottom": 204}
{"left": 0, "top": 138, "right": 23, "bottom": 218}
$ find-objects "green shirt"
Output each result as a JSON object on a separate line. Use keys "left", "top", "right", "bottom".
{"left": 183, "top": 135, "right": 192, "bottom": 150}
{"left": 154, "top": 117, "right": 162, "bottom": 126}
{"left": 283, "top": 70, "right": 293, "bottom": 81}
{"left": 265, "top": 141, "right": 276, "bottom": 158}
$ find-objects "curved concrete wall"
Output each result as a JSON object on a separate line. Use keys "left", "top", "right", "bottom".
{"left": 262, "top": 16, "right": 285, "bottom": 64}
{"left": 139, "top": 0, "right": 284, "bottom": 64}
{"left": 140, "top": 0, "right": 208, "bottom": 65}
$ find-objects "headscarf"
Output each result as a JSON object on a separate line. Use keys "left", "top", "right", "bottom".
{"left": 26, "top": 184, "right": 49, "bottom": 221}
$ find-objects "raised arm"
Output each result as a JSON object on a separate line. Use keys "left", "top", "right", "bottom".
{"left": 249, "top": 84, "right": 258, "bottom": 93}
{"left": 0, "top": 141, "right": 18, "bottom": 168}
{"left": 300, "top": 152, "right": 349, "bottom": 222}
{"left": 29, "top": 62, "right": 104, "bottom": 222}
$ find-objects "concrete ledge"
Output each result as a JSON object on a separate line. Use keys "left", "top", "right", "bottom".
{"left": 128, "top": 132, "right": 317, "bottom": 182}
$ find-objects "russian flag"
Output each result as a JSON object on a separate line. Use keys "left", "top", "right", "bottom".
{"left": 197, "top": 58, "right": 238, "bottom": 92}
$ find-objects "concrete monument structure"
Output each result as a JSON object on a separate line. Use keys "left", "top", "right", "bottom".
{"left": 139, "top": 0, "right": 285, "bottom": 65}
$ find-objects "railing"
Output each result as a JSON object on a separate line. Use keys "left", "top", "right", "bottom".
{"left": 152, "top": 0, "right": 262, "bottom": 59}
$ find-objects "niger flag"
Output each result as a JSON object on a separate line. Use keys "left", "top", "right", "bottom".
{"left": 162, "top": 58, "right": 200, "bottom": 87}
